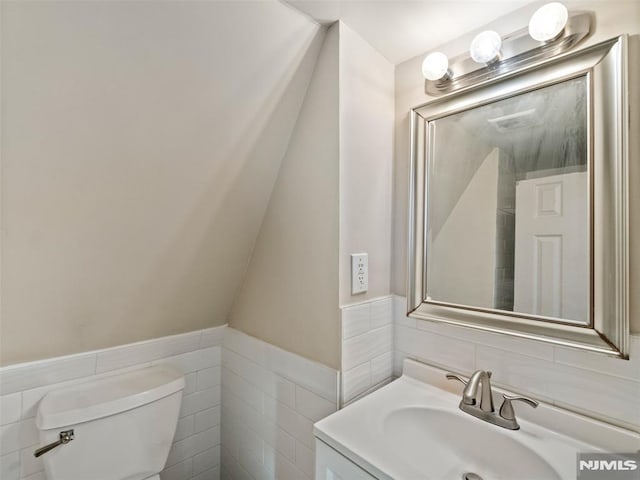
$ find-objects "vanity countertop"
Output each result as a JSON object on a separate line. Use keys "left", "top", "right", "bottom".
{"left": 314, "top": 360, "right": 640, "bottom": 480}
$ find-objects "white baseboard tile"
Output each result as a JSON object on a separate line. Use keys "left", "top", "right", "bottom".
{"left": 0, "top": 325, "right": 226, "bottom": 480}
{"left": 220, "top": 327, "right": 339, "bottom": 480}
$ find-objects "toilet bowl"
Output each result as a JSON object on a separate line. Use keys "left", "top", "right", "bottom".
{"left": 35, "top": 365, "right": 185, "bottom": 480}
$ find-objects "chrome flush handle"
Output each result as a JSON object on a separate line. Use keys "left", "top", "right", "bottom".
{"left": 34, "top": 429, "right": 74, "bottom": 458}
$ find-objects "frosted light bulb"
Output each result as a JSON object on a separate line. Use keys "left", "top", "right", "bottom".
{"left": 469, "top": 30, "right": 502, "bottom": 64}
{"left": 422, "top": 52, "right": 449, "bottom": 81}
{"left": 529, "top": 2, "right": 569, "bottom": 42}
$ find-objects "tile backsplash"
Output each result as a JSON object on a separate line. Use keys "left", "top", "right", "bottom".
{"left": 393, "top": 295, "right": 640, "bottom": 433}
{"left": 0, "top": 327, "right": 224, "bottom": 480}
{"left": 341, "top": 296, "right": 394, "bottom": 404}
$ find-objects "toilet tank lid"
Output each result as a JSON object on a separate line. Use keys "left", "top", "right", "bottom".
{"left": 36, "top": 366, "right": 185, "bottom": 430}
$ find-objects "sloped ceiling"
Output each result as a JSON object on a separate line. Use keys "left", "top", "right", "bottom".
{"left": 284, "top": 0, "right": 530, "bottom": 64}
{"left": 0, "top": 0, "right": 324, "bottom": 364}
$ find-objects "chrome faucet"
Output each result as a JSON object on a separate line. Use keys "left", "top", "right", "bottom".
{"left": 462, "top": 370, "right": 494, "bottom": 412}
{"left": 446, "top": 370, "right": 538, "bottom": 430}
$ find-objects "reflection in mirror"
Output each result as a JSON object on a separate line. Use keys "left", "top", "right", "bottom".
{"left": 426, "top": 77, "right": 589, "bottom": 325}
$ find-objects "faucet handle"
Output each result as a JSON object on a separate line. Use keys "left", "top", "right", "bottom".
{"left": 499, "top": 393, "right": 539, "bottom": 422}
{"left": 445, "top": 373, "right": 468, "bottom": 385}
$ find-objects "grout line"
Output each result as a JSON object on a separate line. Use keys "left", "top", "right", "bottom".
{"left": 340, "top": 294, "right": 394, "bottom": 310}
{"left": 222, "top": 341, "right": 337, "bottom": 403}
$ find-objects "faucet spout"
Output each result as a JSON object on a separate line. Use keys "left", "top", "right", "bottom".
{"left": 462, "top": 370, "right": 494, "bottom": 413}
{"left": 445, "top": 370, "right": 538, "bottom": 430}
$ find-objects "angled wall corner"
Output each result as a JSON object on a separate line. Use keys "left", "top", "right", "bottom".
{"left": 228, "top": 24, "right": 341, "bottom": 370}
{"left": 228, "top": 21, "right": 396, "bottom": 371}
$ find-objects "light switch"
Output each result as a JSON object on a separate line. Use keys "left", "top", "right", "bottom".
{"left": 351, "top": 253, "right": 368, "bottom": 294}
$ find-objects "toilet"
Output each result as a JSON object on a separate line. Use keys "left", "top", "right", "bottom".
{"left": 35, "top": 365, "right": 185, "bottom": 480}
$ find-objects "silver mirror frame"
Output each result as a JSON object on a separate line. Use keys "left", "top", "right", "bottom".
{"left": 408, "top": 36, "right": 629, "bottom": 358}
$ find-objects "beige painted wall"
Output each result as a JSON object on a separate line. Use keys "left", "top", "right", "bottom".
{"left": 228, "top": 25, "right": 341, "bottom": 369}
{"left": 229, "top": 23, "right": 395, "bottom": 368}
{"left": 392, "top": 0, "right": 640, "bottom": 332}
{"left": 0, "top": 1, "right": 324, "bottom": 365}
{"left": 338, "top": 23, "right": 395, "bottom": 307}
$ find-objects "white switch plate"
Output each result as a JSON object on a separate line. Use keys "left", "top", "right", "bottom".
{"left": 351, "top": 253, "right": 368, "bottom": 294}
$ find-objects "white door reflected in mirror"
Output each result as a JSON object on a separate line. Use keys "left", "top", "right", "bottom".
{"left": 514, "top": 171, "right": 588, "bottom": 323}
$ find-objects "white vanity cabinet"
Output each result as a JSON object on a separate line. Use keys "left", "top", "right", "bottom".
{"left": 315, "top": 440, "right": 377, "bottom": 480}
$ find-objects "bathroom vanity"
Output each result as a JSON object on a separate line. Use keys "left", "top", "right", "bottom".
{"left": 314, "top": 360, "right": 639, "bottom": 480}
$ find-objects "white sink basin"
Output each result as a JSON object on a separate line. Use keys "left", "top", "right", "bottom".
{"left": 314, "top": 360, "right": 640, "bottom": 480}
{"left": 384, "top": 407, "right": 559, "bottom": 479}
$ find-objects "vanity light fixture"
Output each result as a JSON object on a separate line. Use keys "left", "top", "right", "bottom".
{"left": 421, "top": 2, "right": 590, "bottom": 95}
{"left": 469, "top": 30, "right": 502, "bottom": 64}
{"left": 529, "top": 2, "right": 569, "bottom": 42}
{"left": 421, "top": 52, "right": 450, "bottom": 81}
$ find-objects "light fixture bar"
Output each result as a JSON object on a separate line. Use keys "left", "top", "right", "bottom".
{"left": 425, "top": 11, "right": 591, "bottom": 96}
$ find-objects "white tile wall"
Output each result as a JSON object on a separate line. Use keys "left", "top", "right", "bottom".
{"left": 4, "top": 298, "right": 635, "bottom": 480}
{"left": 0, "top": 326, "right": 225, "bottom": 480}
{"left": 220, "top": 328, "right": 338, "bottom": 480}
{"left": 394, "top": 295, "right": 640, "bottom": 432}
{"left": 340, "top": 296, "right": 394, "bottom": 404}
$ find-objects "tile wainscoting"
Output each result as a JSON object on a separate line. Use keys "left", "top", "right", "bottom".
{"left": 393, "top": 295, "right": 640, "bottom": 433}
{"left": 0, "top": 327, "right": 225, "bottom": 480}
{"left": 2, "top": 297, "right": 637, "bottom": 480}
{"left": 221, "top": 328, "right": 339, "bottom": 480}
{"left": 340, "top": 296, "right": 394, "bottom": 404}
{"left": 0, "top": 325, "right": 340, "bottom": 480}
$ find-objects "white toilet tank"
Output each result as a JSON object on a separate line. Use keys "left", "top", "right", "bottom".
{"left": 35, "top": 365, "right": 185, "bottom": 480}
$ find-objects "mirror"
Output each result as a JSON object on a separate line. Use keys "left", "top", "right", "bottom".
{"left": 427, "top": 77, "right": 589, "bottom": 325}
{"left": 408, "top": 36, "right": 629, "bottom": 357}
